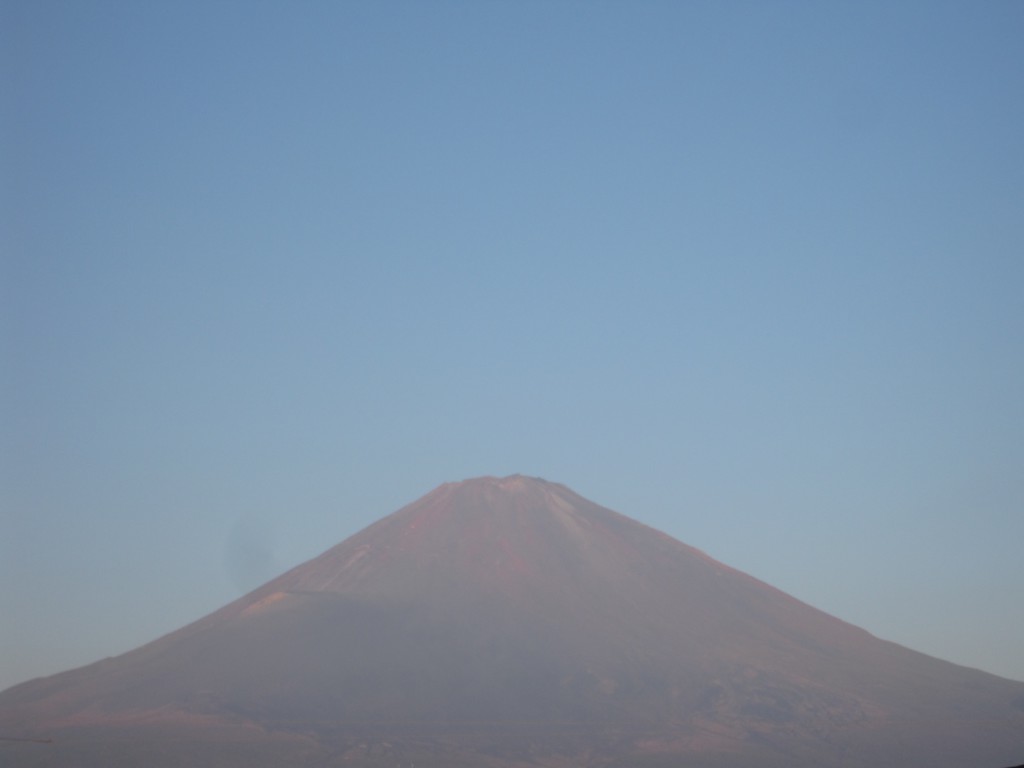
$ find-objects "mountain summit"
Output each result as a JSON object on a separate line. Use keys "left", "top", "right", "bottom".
{"left": 2, "top": 475, "right": 1022, "bottom": 767}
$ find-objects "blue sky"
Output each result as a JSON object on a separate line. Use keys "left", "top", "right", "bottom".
{"left": 2, "top": 1, "right": 1022, "bottom": 691}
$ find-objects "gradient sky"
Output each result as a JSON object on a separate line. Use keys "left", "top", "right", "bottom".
{"left": 2, "top": 1, "right": 1023, "bottom": 692}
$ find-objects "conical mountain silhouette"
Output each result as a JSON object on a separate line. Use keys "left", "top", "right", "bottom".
{"left": 2, "top": 475, "right": 1022, "bottom": 767}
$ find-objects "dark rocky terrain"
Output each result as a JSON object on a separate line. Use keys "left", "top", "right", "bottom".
{"left": 2, "top": 475, "right": 1022, "bottom": 767}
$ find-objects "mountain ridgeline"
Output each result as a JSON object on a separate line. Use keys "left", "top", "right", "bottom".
{"left": 2, "top": 475, "right": 1022, "bottom": 767}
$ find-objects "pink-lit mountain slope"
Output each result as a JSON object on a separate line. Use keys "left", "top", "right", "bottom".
{"left": 2, "top": 475, "right": 1023, "bottom": 767}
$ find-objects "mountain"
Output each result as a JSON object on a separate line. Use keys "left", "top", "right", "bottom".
{"left": 2, "top": 475, "right": 1022, "bottom": 767}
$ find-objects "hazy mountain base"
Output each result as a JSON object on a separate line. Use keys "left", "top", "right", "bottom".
{"left": 0, "top": 734, "right": 802, "bottom": 768}
{"left": 5, "top": 716, "right": 1022, "bottom": 768}
{"left": 1, "top": 722, "right": 623, "bottom": 768}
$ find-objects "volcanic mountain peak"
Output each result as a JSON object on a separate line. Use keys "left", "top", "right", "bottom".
{"left": 447, "top": 472, "right": 541, "bottom": 490}
{"left": 417, "top": 473, "right": 591, "bottom": 520}
{"left": 2, "top": 476, "right": 1023, "bottom": 768}
{"left": 250, "top": 473, "right": 662, "bottom": 605}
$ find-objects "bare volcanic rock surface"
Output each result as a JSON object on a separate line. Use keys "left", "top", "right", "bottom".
{"left": 2, "top": 475, "right": 1023, "bottom": 767}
